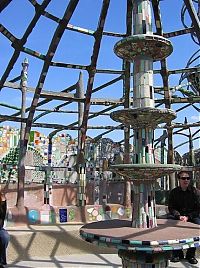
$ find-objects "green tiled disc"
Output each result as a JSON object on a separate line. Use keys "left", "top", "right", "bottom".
{"left": 109, "top": 164, "right": 181, "bottom": 180}
{"left": 110, "top": 107, "right": 176, "bottom": 128}
{"left": 114, "top": 34, "right": 173, "bottom": 61}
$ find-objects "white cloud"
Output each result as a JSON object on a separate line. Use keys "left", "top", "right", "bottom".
{"left": 191, "top": 115, "right": 200, "bottom": 121}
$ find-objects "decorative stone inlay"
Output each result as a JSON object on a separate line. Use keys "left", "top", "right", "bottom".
{"left": 114, "top": 34, "right": 173, "bottom": 62}
{"left": 110, "top": 107, "right": 176, "bottom": 128}
{"left": 109, "top": 164, "right": 181, "bottom": 180}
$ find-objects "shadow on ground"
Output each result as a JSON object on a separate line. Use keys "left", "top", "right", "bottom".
{"left": 7, "top": 225, "right": 117, "bottom": 263}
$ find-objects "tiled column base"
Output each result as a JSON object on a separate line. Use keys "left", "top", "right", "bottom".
{"left": 118, "top": 250, "right": 170, "bottom": 268}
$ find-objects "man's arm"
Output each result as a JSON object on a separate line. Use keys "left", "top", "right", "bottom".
{"left": 187, "top": 188, "right": 200, "bottom": 220}
{"left": 168, "top": 189, "right": 181, "bottom": 219}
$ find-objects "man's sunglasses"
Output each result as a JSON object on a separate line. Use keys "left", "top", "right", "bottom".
{"left": 180, "top": 177, "right": 191, "bottom": 181}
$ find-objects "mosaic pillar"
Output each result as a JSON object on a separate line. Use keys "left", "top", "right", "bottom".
{"left": 77, "top": 165, "right": 86, "bottom": 206}
{"left": 102, "top": 158, "right": 108, "bottom": 206}
{"left": 19, "top": 58, "right": 28, "bottom": 138}
{"left": 160, "top": 131, "right": 166, "bottom": 189}
{"left": 77, "top": 71, "right": 84, "bottom": 145}
{"left": 44, "top": 137, "right": 53, "bottom": 205}
{"left": 44, "top": 169, "right": 50, "bottom": 205}
{"left": 111, "top": 0, "right": 177, "bottom": 230}
{"left": 17, "top": 58, "right": 29, "bottom": 209}
{"left": 131, "top": 181, "right": 156, "bottom": 228}
{"left": 112, "top": 0, "right": 175, "bottom": 229}
{"left": 188, "top": 126, "right": 195, "bottom": 166}
{"left": 131, "top": 0, "right": 156, "bottom": 228}
{"left": 80, "top": 1, "right": 181, "bottom": 268}
{"left": 133, "top": 128, "right": 154, "bottom": 164}
{"left": 132, "top": 0, "right": 154, "bottom": 109}
{"left": 167, "top": 128, "right": 175, "bottom": 190}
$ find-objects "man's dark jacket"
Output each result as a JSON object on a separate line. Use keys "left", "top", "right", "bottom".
{"left": 168, "top": 186, "right": 200, "bottom": 221}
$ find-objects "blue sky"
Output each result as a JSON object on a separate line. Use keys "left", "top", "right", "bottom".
{"left": 0, "top": 0, "right": 199, "bottom": 156}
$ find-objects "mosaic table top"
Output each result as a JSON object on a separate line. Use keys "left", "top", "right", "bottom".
{"left": 80, "top": 219, "right": 200, "bottom": 253}
{"left": 109, "top": 164, "right": 181, "bottom": 180}
{"left": 114, "top": 34, "right": 173, "bottom": 62}
{"left": 110, "top": 107, "right": 176, "bottom": 128}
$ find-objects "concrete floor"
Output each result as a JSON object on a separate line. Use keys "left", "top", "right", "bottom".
{"left": 6, "top": 225, "right": 199, "bottom": 268}
{"left": 6, "top": 254, "right": 200, "bottom": 267}
{"left": 5, "top": 254, "right": 121, "bottom": 268}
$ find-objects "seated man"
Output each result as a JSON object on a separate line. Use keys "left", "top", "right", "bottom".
{"left": 168, "top": 170, "right": 200, "bottom": 265}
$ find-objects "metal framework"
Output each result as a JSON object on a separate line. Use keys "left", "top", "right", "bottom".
{"left": 0, "top": 1, "right": 200, "bottom": 206}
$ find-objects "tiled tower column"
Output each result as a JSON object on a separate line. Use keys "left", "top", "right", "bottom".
{"left": 80, "top": 1, "right": 183, "bottom": 268}
{"left": 77, "top": 165, "right": 87, "bottom": 206}
{"left": 133, "top": 57, "right": 154, "bottom": 108}
{"left": 131, "top": 181, "right": 156, "bottom": 228}
{"left": 44, "top": 136, "right": 53, "bottom": 205}
{"left": 132, "top": 0, "right": 156, "bottom": 229}
{"left": 111, "top": 0, "right": 178, "bottom": 232}
{"left": 132, "top": 0, "right": 154, "bottom": 109}
{"left": 132, "top": 0, "right": 154, "bottom": 166}
{"left": 133, "top": 128, "right": 154, "bottom": 164}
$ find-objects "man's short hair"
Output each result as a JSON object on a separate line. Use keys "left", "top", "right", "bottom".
{"left": 177, "top": 170, "right": 191, "bottom": 180}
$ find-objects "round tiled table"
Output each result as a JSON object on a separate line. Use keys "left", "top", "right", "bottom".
{"left": 80, "top": 219, "right": 200, "bottom": 267}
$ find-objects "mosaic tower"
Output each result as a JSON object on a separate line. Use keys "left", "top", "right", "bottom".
{"left": 110, "top": 0, "right": 180, "bottom": 230}
{"left": 80, "top": 2, "right": 200, "bottom": 268}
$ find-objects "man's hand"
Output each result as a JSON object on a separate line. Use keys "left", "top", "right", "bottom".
{"left": 179, "top": 216, "right": 188, "bottom": 222}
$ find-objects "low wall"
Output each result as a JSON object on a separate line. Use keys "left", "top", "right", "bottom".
{"left": 6, "top": 203, "right": 168, "bottom": 227}
{"left": 6, "top": 204, "right": 132, "bottom": 226}
{"left": 3, "top": 182, "right": 169, "bottom": 227}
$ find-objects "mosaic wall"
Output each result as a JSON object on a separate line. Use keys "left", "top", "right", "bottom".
{"left": 0, "top": 146, "right": 45, "bottom": 183}
{"left": 0, "top": 126, "right": 19, "bottom": 155}
{"left": 5, "top": 205, "right": 132, "bottom": 226}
